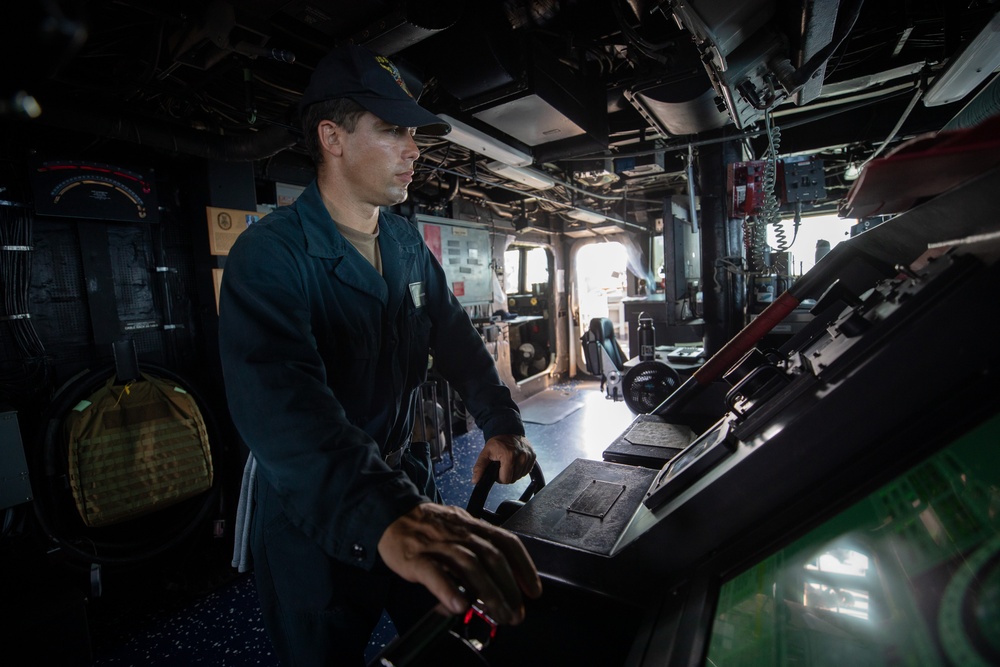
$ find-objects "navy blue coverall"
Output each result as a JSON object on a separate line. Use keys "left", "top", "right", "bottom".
{"left": 218, "top": 181, "right": 524, "bottom": 664}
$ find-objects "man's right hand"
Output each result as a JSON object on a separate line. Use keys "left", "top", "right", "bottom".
{"left": 377, "top": 503, "right": 543, "bottom": 625}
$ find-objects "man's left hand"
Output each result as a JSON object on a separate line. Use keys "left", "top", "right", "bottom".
{"left": 472, "top": 434, "right": 536, "bottom": 484}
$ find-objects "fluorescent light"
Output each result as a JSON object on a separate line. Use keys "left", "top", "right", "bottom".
{"left": 592, "top": 223, "right": 622, "bottom": 235}
{"left": 564, "top": 227, "right": 596, "bottom": 238}
{"left": 438, "top": 114, "right": 532, "bottom": 167}
{"left": 924, "top": 12, "right": 1000, "bottom": 107}
{"left": 566, "top": 208, "right": 605, "bottom": 223}
{"left": 484, "top": 161, "right": 555, "bottom": 189}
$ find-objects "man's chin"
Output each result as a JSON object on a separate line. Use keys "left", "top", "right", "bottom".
{"left": 383, "top": 187, "right": 409, "bottom": 207}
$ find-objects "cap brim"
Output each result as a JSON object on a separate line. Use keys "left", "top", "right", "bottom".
{"left": 353, "top": 94, "right": 451, "bottom": 136}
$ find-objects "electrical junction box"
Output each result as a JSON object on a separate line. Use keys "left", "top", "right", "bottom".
{"left": 728, "top": 158, "right": 825, "bottom": 215}
{"left": 782, "top": 158, "right": 826, "bottom": 202}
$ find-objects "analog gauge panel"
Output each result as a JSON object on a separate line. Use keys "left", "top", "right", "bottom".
{"left": 30, "top": 158, "right": 159, "bottom": 224}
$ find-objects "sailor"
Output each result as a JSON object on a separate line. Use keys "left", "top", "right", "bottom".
{"left": 219, "top": 43, "right": 542, "bottom": 666}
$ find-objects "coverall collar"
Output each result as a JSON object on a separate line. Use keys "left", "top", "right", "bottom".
{"left": 296, "top": 181, "right": 415, "bottom": 317}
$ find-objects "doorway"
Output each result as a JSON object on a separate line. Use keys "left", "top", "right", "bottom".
{"left": 574, "top": 241, "right": 629, "bottom": 352}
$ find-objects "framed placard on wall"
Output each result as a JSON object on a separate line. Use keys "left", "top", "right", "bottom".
{"left": 206, "top": 206, "right": 260, "bottom": 256}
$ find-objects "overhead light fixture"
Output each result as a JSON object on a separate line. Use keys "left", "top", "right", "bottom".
{"left": 566, "top": 207, "right": 605, "bottom": 223}
{"left": 591, "top": 222, "right": 623, "bottom": 235}
{"left": 564, "top": 226, "right": 596, "bottom": 238}
{"left": 513, "top": 217, "right": 552, "bottom": 234}
{"left": 844, "top": 162, "right": 862, "bottom": 181}
{"left": 924, "top": 12, "right": 1000, "bottom": 107}
{"left": 484, "top": 161, "right": 556, "bottom": 189}
{"left": 437, "top": 114, "right": 532, "bottom": 167}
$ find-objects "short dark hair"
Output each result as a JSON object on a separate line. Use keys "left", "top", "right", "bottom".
{"left": 301, "top": 98, "right": 367, "bottom": 166}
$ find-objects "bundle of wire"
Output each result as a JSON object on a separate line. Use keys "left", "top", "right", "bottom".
{"left": 0, "top": 203, "right": 49, "bottom": 404}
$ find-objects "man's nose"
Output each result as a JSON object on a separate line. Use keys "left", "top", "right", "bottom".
{"left": 402, "top": 132, "right": 420, "bottom": 159}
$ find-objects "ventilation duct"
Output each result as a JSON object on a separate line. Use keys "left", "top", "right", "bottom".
{"left": 626, "top": 75, "right": 730, "bottom": 136}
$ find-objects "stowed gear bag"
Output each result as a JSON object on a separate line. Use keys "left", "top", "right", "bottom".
{"left": 65, "top": 372, "right": 214, "bottom": 528}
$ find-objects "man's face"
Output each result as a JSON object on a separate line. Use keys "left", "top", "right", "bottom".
{"left": 336, "top": 111, "right": 420, "bottom": 207}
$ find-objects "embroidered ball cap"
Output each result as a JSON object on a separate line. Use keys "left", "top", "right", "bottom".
{"left": 300, "top": 44, "right": 451, "bottom": 136}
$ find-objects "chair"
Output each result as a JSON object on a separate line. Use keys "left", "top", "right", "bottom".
{"left": 581, "top": 317, "right": 627, "bottom": 400}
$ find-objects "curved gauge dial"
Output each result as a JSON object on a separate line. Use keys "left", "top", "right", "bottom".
{"left": 30, "top": 159, "right": 159, "bottom": 223}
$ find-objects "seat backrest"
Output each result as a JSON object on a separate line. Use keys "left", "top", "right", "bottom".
{"left": 582, "top": 328, "right": 603, "bottom": 375}
{"left": 588, "top": 317, "right": 625, "bottom": 371}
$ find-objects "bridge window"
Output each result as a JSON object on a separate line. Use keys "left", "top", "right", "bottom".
{"left": 504, "top": 245, "right": 550, "bottom": 295}
{"left": 765, "top": 214, "right": 855, "bottom": 275}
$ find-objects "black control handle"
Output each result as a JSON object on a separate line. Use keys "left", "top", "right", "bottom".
{"left": 466, "top": 460, "right": 545, "bottom": 525}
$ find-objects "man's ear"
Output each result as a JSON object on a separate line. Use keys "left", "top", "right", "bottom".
{"left": 318, "top": 120, "right": 343, "bottom": 157}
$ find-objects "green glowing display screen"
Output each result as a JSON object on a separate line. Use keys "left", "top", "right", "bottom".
{"left": 706, "top": 412, "right": 1000, "bottom": 667}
